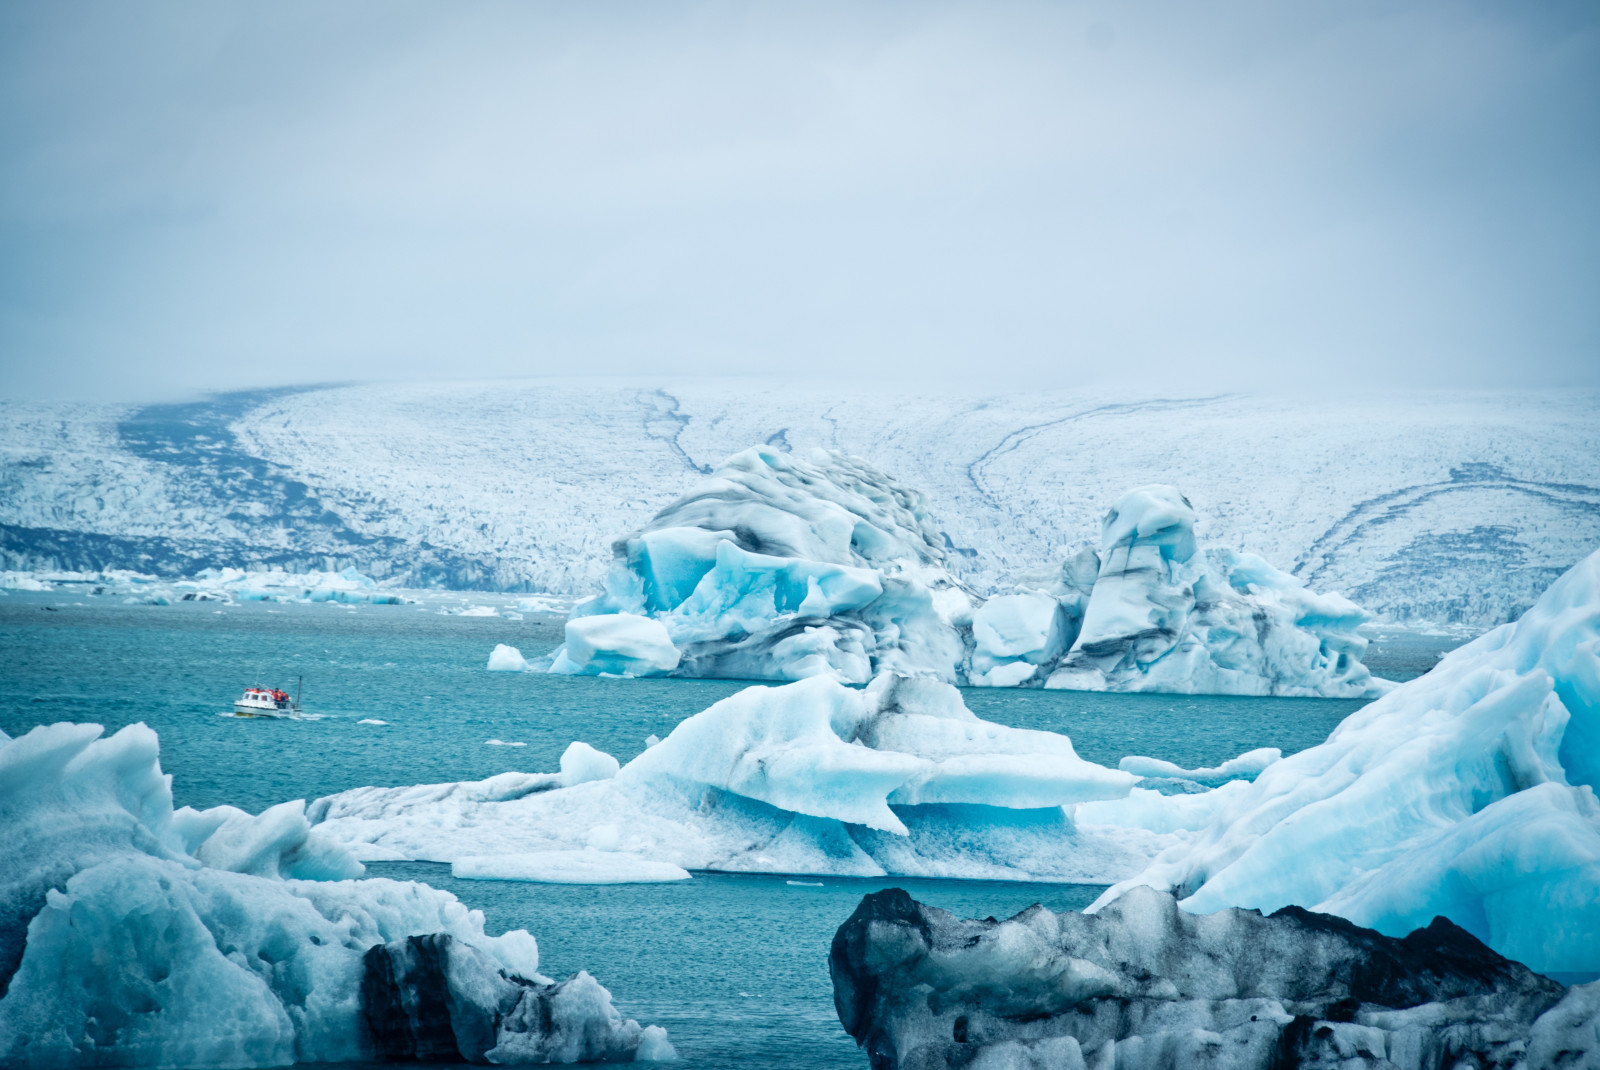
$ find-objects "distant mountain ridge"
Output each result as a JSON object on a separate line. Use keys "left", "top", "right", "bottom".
{"left": 3, "top": 381, "right": 1597, "bottom": 627}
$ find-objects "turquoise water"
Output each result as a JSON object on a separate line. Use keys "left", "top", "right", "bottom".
{"left": 1, "top": 594, "right": 1423, "bottom": 1068}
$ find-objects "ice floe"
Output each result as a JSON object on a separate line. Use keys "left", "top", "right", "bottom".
{"left": 1093, "top": 546, "right": 1600, "bottom": 980}
{"left": 307, "top": 674, "right": 1165, "bottom": 883}
{"left": 0, "top": 722, "right": 671, "bottom": 1066}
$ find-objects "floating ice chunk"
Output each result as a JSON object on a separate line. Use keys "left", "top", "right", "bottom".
{"left": 1093, "top": 547, "right": 1600, "bottom": 978}
{"left": 559, "top": 741, "right": 620, "bottom": 786}
{"left": 453, "top": 852, "right": 691, "bottom": 884}
{"left": 358, "top": 718, "right": 388, "bottom": 725}
{"left": 1117, "top": 746, "right": 1281, "bottom": 785}
{"left": 1044, "top": 485, "right": 1386, "bottom": 698}
{"left": 488, "top": 642, "right": 531, "bottom": 671}
{"left": 551, "top": 614, "right": 680, "bottom": 677}
{"left": 458, "top": 604, "right": 498, "bottom": 617}
{"left": 485, "top": 739, "right": 527, "bottom": 747}
{"left": 0, "top": 722, "right": 668, "bottom": 1066}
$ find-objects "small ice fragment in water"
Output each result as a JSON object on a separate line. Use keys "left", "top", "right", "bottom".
{"left": 358, "top": 718, "right": 388, "bottom": 726}
{"left": 484, "top": 739, "right": 526, "bottom": 747}
{"left": 786, "top": 880, "right": 824, "bottom": 887}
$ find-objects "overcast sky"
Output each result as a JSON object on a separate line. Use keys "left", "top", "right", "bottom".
{"left": 1, "top": 1, "right": 1596, "bottom": 401}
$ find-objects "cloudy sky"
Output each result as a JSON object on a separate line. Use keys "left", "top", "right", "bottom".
{"left": 1, "top": 1, "right": 1596, "bottom": 401}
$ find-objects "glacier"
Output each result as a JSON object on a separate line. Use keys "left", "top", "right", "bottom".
{"left": 0, "top": 721, "right": 672, "bottom": 1066}
{"left": 6, "top": 384, "right": 1599, "bottom": 629}
{"left": 1092, "top": 546, "right": 1600, "bottom": 981}
{"left": 1034, "top": 485, "right": 1388, "bottom": 697}
{"left": 546, "top": 445, "right": 976, "bottom": 684}
{"left": 307, "top": 673, "right": 1191, "bottom": 883}
{"left": 830, "top": 885, "right": 1599, "bottom": 1070}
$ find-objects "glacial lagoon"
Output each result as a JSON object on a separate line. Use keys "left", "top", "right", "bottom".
{"left": 0, "top": 593, "right": 1457, "bottom": 1068}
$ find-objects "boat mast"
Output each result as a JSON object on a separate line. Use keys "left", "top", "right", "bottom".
{"left": 295, "top": 675, "right": 303, "bottom": 712}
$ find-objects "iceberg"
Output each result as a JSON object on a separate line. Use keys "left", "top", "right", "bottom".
{"left": 308, "top": 674, "right": 1169, "bottom": 883}
{"left": 548, "top": 446, "right": 976, "bottom": 684}
{"left": 1093, "top": 546, "right": 1600, "bottom": 980}
{"left": 830, "top": 885, "right": 1597, "bottom": 1070}
{"left": 1038, "top": 485, "right": 1387, "bottom": 697}
{"left": 0, "top": 722, "right": 671, "bottom": 1066}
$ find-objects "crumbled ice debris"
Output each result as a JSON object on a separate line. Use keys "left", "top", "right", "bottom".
{"left": 1093, "top": 546, "right": 1600, "bottom": 979}
{"left": 829, "top": 885, "right": 1594, "bottom": 1070}
{"left": 306, "top": 673, "right": 1165, "bottom": 883}
{"left": 1, "top": 565, "right": 412, "bottom": 607}
{"left": 548, "top": 445, "right": 977, "bottom": 684}
{"left": 0, "top": 722, "right": 668, "bottom": 1066}
{"left": 1030, "top": 485, "right": 1388, "bottom": 697}
{"left": 488, "top": 642, "right": 531, "bottom": 671}
{"left": 0, "top": 571, "right": 52, "bottom": 591}
{"left": 458, "top": 604, "right": 499, "bottom": 617}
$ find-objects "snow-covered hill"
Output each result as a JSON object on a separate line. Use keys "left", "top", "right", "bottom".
{"left": 4, "top": 381, "right": 1597, "bottom": 627}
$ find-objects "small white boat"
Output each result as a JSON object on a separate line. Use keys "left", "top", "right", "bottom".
{"left": 232, "top": 678, "right": 302, "bottom": 717}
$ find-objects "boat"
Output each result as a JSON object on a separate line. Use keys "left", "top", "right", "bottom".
{"left": 232, "top": 677, "right": 303, "bottom": 717}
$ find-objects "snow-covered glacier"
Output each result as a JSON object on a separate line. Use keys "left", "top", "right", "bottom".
{"left": 830, "top": 886, "right": 1599, "bottom": 1070}
{"left": 1091, "top": 546, "right": 1600, "bottom": 981}
{"left": 0, "top": 721, "right": 672, "bottom": 1067}
{"left": 6, "top": 383, "right": 1598, "bottom": 629}
{"left": 1012, "top": 485, "right": 1388, "bottom": 697}
{"left": 548, "top": 445, "right": 976, "bottom": 683}
{"left": 308, "top": 673, "right": 1192, "bottom": 883}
